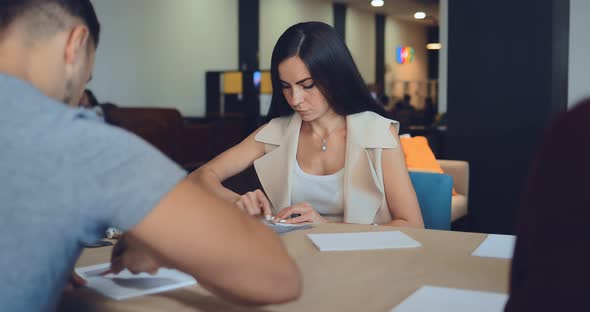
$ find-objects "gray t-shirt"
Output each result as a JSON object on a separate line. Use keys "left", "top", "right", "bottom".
{"left": 0, "top": 74, "right": 187, "bottom": 311}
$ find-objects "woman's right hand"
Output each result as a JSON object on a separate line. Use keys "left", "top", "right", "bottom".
{"left": 234, "top": 189, "right": 273, "bottom": 219}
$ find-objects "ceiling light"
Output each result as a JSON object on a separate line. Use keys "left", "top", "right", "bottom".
{"left": 414, "top": 12, "right": 426, "bottom": 19}
{"left": 426, "top": 43, "right": 442, "bottom": 50}
{"left": 371, "top": 0, "right": 384, "bottom": 7}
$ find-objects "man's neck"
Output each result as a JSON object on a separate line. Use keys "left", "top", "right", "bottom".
{"left": 0, "top": 38, "right": 32, "bottom": 82}
{"left": 0, "top": 37, "right": 63, "bottom": 102}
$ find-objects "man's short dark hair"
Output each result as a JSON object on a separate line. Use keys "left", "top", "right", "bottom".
{"left": 0, "top": 0, "right": 100, "bottom": 47}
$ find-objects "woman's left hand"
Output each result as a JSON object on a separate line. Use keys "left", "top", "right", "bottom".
{"left": 274, "top": 202, "right": 328, "bottom": 224}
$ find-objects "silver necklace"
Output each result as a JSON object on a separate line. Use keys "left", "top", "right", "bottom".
{"left": 309, "top": 120, "right": 344, "bottom": 152}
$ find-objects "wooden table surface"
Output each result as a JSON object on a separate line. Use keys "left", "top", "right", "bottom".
{"left": 60, "top": 224, "right": 510, "bottom": 312}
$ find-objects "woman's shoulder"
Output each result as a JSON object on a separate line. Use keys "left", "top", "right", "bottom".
{"left": 348, "top": 111, "right": 398, "bottom": 132}
{"left": 267, "top": 115, "right": 293, "bottom": 128}
{"left": 348, "top": 111, "right": 399, "bottom": 148}
{"left": 255, "top": 114, "right": 295, "bottom": 144}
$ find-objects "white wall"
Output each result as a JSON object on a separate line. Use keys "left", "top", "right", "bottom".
{"left": 88, "top": 0, "right": 238, "bottom": 117}
{"left": 345, "top": 7, "right": 376, "bottom": 85}
{"left": 259, "top": 0, "right": 333, "bottom": 69}
{"left": 384, "top": 17, "right": 428, "bottom": 107}
{"left": 568, "top": 0, "right": 590, "bottom": 109}
{"left": 87, "top": 0, "right": 433, "bottom": 115}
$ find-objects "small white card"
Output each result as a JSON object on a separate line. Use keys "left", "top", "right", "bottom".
{"left": 75, "top": 263, "right": 197, "bottom": 300}
{"left": 262, "top": 219, "right": 313, "bottom": 235}
{"left": 307, "top": 231, "right": 421, "bottom": 251}
{"left": 472, "top": 234, "right": 516, "bottom": 259}
{"left": 390, "top": 286, "right": 508, "bottom": 312}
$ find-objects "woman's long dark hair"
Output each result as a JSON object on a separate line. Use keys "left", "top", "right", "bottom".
{"left": 267, "top": 21, "right": 388, "bottom": 120}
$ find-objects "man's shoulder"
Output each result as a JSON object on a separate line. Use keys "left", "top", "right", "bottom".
{"left": 65, "top": 116, "right": 164, "bottom": 165}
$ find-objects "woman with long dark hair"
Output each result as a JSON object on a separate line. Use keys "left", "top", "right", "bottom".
{"left": 191, "top": 22, "right": 423, "bottom": 227}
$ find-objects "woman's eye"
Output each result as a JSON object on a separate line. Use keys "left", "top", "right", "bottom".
{"left": 303, "top": 83, "right": 315, "bottom": 89}
{"left": 281, "top": 85, "right": 291, "bottom": 89}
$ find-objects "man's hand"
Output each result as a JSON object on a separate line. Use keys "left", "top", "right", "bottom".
{"left": 64, "top": 271, "right": 86, "bottom": 293}
{"left": 107, "top": 234, "right": 162, "bottom": 275}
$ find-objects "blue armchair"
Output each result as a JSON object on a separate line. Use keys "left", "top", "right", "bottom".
{"left": 409, "top": 172, "right": 453, "bottom": 230}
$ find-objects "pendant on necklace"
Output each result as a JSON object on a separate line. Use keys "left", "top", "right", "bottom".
{"left": 321, "top": 139, "right": 327, "bottom": 152}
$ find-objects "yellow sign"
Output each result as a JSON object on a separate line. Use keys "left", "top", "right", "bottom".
{"left": 223, "top": 72, "right": 243, "bottom": 94}
{"left": 260, "top": 71, "right": 272, "bottom": 94}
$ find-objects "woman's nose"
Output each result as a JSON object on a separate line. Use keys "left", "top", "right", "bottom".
{"left": 292, "top": 88, "right": 304, "bottom": 105}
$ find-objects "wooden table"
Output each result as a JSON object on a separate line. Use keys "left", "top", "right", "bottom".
{"left": 59, "top": 224, "right": 510, "bottom": 312}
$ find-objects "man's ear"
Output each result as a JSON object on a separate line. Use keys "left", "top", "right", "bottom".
{"left": 64, "top": 25, "right": 89, "bottom": 65}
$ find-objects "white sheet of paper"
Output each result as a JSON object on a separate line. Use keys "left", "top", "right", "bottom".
{"left": 472, "top": 234, "right": 516, "bottom": 259}
{"left": 390, "top": 286, "right": 508, "bottom": 312}
{"left": 75, "top": 263, "right": 197, "bottom": 300}
{"left": 307, "top": 231, "right": 421, "bottom": 251}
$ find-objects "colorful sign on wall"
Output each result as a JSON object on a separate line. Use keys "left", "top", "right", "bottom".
{"left": 396, "top": 46, "right": 415, "bottom": 64}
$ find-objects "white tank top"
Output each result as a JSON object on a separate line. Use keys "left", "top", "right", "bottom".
{"left": 291, "top": 159, "right": 345, "bottom": 221}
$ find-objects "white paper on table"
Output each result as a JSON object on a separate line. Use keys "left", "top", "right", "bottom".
{"left": 472, "top": 234, "right": 516, "bottom": 259}
{"left": 75, "top": 263, "right": 197, "bottom": 300}
{"left": 307, "top": 231, "right": 421, "bottom": 251}
{"left": 390, "top": 286, "right": 508, "bottom": 312}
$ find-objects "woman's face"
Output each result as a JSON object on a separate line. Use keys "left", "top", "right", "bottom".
{"left": 278, "top": 56, "right": 331, "bottom": 121}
